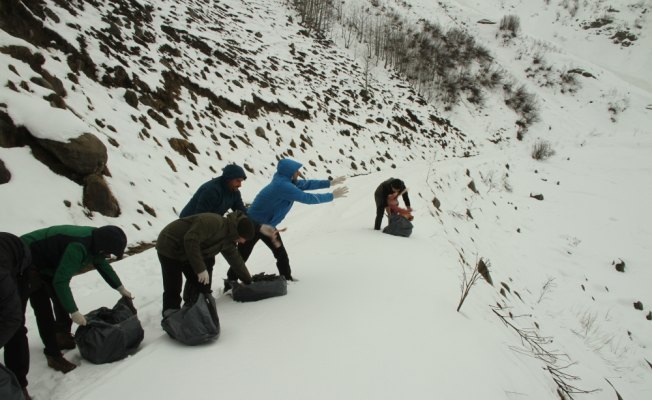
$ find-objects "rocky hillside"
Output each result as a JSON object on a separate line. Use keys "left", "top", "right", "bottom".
{"left": 0, "top": 0, "right": 474, "bottom": 242}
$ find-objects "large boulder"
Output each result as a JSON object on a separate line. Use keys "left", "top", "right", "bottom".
{"left": 83, "top": 174, "right": 121, "bottom": 217}
{"left": 0, "top": 158, "right": 10, "bottom": 184}
{"left": 38, "top": 132, "right": 107, "bottom": 177}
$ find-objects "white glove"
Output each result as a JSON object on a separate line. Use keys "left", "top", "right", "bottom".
{"left": 333, "top": 186, "right": 349, "bottom": 199}
{"left": 117, "top": 286, "right": 134, "bottom": 299}
{"left": 331, "top": 176, "right": 346, "bottom": 186}
{"left": 260, "top": 224, "right": 282, "bottom": 248}
{"left": 71, "top": 311, "right": 87, "bottom": 326}
{"left": 197, "top": 270, "right": 210, "bottom": 285}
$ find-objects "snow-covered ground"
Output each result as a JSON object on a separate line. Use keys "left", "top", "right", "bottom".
{"left": 1, "top": 0, "right": 651, "bottom": 399}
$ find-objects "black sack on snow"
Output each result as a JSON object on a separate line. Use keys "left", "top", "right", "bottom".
{"left": 230, "top": 273, "right": 287, "bottom": 302}
{"left": 161, "top": 292, "right": 220, "bottom": 346}
{"left": 74, "top": 297, "right": 144, "bottom": 364}
{"left": 0, "top": 364, "right": 23, "bottom": 400}
{"left": 382, "top": 214, "right": 413, "bottom": 237}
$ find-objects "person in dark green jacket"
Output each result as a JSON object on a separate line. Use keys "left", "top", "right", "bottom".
{"left": 21, "top": 225, "right": 131, "bottom": 373}
{"left": 156, "top": 211, "right": 255, "bottom": 314}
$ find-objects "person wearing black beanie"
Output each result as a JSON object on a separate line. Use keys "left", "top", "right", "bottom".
{"left": 156, "top": 211, "right": 255, "bottom": 316}
{"left": 179, "top": 163, "right": 248, "bottom": 218}
{"left": 21, "top": 225, "right": 132, "bottom": 374}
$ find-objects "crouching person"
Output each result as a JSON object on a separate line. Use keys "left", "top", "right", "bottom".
{"left": 156, "top": 211, "right": 255, "bottom": 316}
{"left": 21, "top": 225, "right": 131, "bottom": 373}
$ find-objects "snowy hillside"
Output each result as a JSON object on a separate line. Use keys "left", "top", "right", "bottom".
{"left": 1, "top": 0, "right": 651, "bottom": 399}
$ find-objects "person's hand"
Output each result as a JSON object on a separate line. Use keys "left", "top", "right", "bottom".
{"left": 260, "top": 224, "right": 282, "bottom": 248}
{"left": 331, "top": 176, "right": 346, "bottom": 186}
{"left": 197, "top": 270, "right": 210, "bottom": 285}
{"left": 117, "top": 286, "right": 134, "bottom": 299}
{"left": 333, "top": 186, "right": 349, "bottom": 199}
{"left": 71, "top": 311, "right": 87, "bottom": 326}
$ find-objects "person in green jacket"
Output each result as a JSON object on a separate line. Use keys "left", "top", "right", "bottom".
{"left": 21, "top": 225, "right": 131, "bottom": 373}
{"left": 156, "top": 211, "right": 255, "bottom": 315}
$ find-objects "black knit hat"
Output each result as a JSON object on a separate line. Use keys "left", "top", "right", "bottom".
{"left": 92, "top": 225, "right": 127, "bottom": 259}
{"left": 222, "top": 164, "right": 247, "bottom": 181}
{"left": 236, "top": 218, "right": 255, "bottom": 241}
{"left": 391, "top": 179, "right": 406, "bottom": 191}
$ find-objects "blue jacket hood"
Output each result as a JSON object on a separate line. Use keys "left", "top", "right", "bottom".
{"left": 276, "top": 159, "right": 302, "bottom": 179}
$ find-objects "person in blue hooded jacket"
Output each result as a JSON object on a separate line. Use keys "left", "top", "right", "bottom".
{"left": 232, "top": 159, "right": 348, "bottom": 282}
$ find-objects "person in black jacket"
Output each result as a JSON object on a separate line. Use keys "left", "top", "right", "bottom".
{"left": 0, "top": 232, "right": 33, "bottom": 400}
{"left": 374, "top": 178, "right": 411, "bottom": 230}
{"left": 179, "top": 164, "right": 248, "bottom": 218}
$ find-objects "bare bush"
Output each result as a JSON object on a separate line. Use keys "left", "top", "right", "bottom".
{"left": 504, "top": 84, "right": 540, "bottom": 138}
{"left": 457, "top": 256, "right": 493, "bottom": 312}
{"left": 531, "top": 140, "right": 555, "bottom": 160}
{"left": 499, "top": 15, "right": 521, "bottom": 37}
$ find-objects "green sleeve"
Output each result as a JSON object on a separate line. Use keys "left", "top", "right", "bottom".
{"left": 94, "top": 258, "right": 123, "bottom": 289}
{"left": 52, "top": 243, "right": 86, "bottom": 313}
{"left": 221, "top": 243, "right": 252, "bottom": 283}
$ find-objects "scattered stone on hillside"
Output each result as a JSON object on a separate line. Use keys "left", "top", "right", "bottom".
{"left": 147, "top": 109, "right": 168, "bottom": 127}
{"left": 613, "top": 259, "right": 626, "bottom": 272}
{"left": 82, "top": 174, "right": 120, "bottom": 217}
{"left": 0, "top": 158, "right": 11, "bottom": 184}
{"left": 634, "top": 301, "right": 643, "bottom": 310}
{"left": 530, "top": 193, "right": 544, "bottom": 200}
{"left": 138, "top": 200, "right": 156, "bottom": 217}
{"left": 467, "top": 180, "right": 478, "bottom": 193}
{"left": 477, "top": 19, "right": 496, "bottom": 24}
{"left": 63, "top": 200, "right": 71, "bottom": 207}
{"left": 567, "top": 68, "right": 596, "bottom": 79}
{"left": 124, "top": 90, "right": 139, "bottom": 108}
{"left": 107, "top": 137, "right": 119, "bottom": 147}
{"left": 255, "top": 126, "right": 267, "bottom": 140}
{"left": 466, "top": 209, "right": 473, "bottom": 219}
{"left": 164, "top": 156, "right": 177, "bottom": 172}
{"left": 432, "top": 196, "right": 440, "bottom": 210}
{"left": 168, "top": 138, "right": 198, "bottom": 165}
{"left": 647, "top": 312, "right": 651, "bottom": 321}
{"left": 243, "top": 163, "right": 254, "bottom": 174}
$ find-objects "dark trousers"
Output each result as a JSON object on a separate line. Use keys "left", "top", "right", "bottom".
{"left": 235, "top": 231, "right": 291, "bottom": 280}
{"left": 374, "top": 191, "right": 387, "bottom": 230}
{"left": 2, "top": 275, "right": 30, "bottom": 388}
{"left": 28, "top": 272, "right": 71, "bottom": 357}
{"left": 159, "top": 253, "right": 214, "bottom": 313}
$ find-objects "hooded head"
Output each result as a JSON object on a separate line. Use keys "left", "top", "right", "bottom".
{"left": 236, "top": 217, "right": 255, "bottom": 241}
{"left": 92, "top": 226, "right": 127, "bottom": 259}
{"left": 276, "top": 159, "right": 303, "bottom": 181}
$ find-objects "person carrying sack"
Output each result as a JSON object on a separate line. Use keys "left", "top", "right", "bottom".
{"left": 21, "top": 225, "right": 131, "bottom": 374}
{"left": 374, "top": 178, "right": 411, "bottom": 230}
{"left": 155, "top": 211, "right": 256, "bottom": 316}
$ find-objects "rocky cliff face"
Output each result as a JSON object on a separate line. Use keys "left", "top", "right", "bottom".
{"left": 0, "top": 0, "right": 471, "bottom": 232}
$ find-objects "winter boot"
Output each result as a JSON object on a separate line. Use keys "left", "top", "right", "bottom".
{"left": 46, "top": 355, "right": 77, "bottom": 373}
{"left": 56, "top": 332, "right": 76, "bottom": 350}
